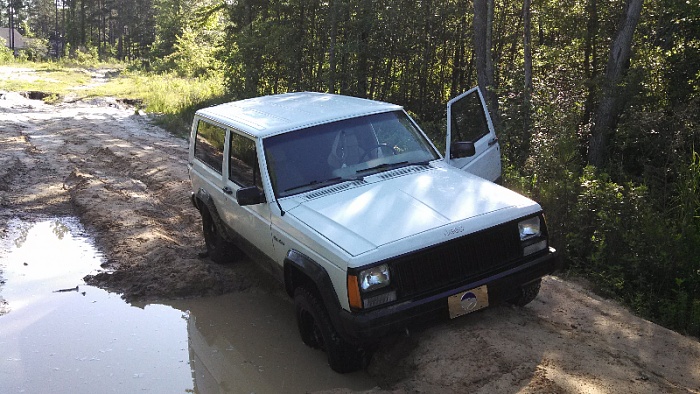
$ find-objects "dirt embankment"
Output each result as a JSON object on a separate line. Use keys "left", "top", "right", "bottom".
{"left": 1, "top": 68, "right": 698, "bottom": 393}
{"left": 0, "top": 85, "right": 263, "bottom": 301}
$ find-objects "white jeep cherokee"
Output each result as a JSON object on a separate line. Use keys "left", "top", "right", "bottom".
{"left": 188, "top": 89, "right": 559, "bottom": 373}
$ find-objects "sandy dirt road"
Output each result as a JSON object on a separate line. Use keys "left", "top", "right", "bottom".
{"left": 1, "top": 67, "right": 699, "bottom": 393}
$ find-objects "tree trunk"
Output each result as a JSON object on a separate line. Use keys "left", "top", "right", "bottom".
{"left": 61, "top": 0, "right": 65, "bottom": 57}
{"left": 418, "top": 0, "right": 433, "bottom": 113}
{"left": 581, "top": 0, "right": 599, "bottom": 127}
{"left": 474, "top": 0, "right": 499, "bottom": 127}
{"left": 243, "top": 2, "right": 257, "bottom": 97}
{"left": 80, "top": 0, "right": 86, "bottom": 45}
{"left": 522, "top": 0, "right": 532, "bottom": 98}
{"left": 355, "top": 0, "right": 372, "bottom": 97}
{"left": 588, "top": 0, "right": 644, "bottom": 167}
{"left": 9, "top": 4, "right": 15, "bottom": 51}
{"left": 328, "top": 0, "right": 337, "bottom": 93}
{"left": 294, "top": 1, "right": 305, "bottom": 91}
{"left": 450, "top": 15, "right": 467, "bottom": 98}
{"left": 522, "top": 0, "right": 533, "bottom": 162}
{"left": 505, "top": 6, "right": 523, "bottom": 77}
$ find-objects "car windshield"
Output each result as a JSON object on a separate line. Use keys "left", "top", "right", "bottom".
{"left": 264, "top": 111, "right": 439, "bottom": 197}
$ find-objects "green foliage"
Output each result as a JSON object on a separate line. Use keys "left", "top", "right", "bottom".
{"left": 20, "top": 37, "right": 50, "bottom": 61}
{"left": 507, "top": 143, "right": 699, "bottom": 336}
{"left": 67, "top": 46, "right": 100, "bottom": 65}
{"left": 675, "top": 150, "right": 700, "bottom": 227}
{"left": 567, "top": 167, "right": 652, "bottom": 289}
{"left": 151, "top": 0, "right": 187, "bottom": 59}
{"left": 151, "top": 0, "right": 225, "bottom": 78}
{"left": 221, "top": 0, "right": 477, "bottom": 112}
{"left": 0, "top": 63, "right": 92, "bottom": 94}
{"left": 91, "top": 70, "right": 226, "bottom": 136}
{"left": 6, "top": 0, "right": 699, "bottom": 337}
{"left": 496, "top": 0, "right": 700, "bottom": 337}
{"left": 0, "top": 37, "right": 14, "bottom": 64}
{"left": 161, "top": 25, "right": 223, "bottom": 78}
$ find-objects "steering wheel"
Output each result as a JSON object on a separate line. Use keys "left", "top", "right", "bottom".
{"left": 361, "top": 143, "right": 397, "bottom": 161}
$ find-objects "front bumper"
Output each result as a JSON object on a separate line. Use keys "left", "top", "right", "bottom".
{"left": 336, "top": 247, "right": 560, "bottom": 344}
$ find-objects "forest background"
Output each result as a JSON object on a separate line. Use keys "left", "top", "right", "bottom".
{"left": 1, "top": 0, "right": 699, "bottom": 337}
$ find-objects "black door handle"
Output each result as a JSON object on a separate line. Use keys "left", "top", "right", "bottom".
{"left": 222, "top": 186, "right": 233, "bottom": 195}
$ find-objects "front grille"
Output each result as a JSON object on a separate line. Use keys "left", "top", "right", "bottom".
{"left": 390, "top": 222, "right": 522, "bottom": 299}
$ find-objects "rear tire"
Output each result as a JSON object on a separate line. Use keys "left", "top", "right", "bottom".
{"left": 200, "top": 206, "right": 240, "bottom": 264}
{"left": 294, "top": 287, "right": 366, "bottom": 373}
{"left": 509, "top": 279, "right": 542, "bottom": 307}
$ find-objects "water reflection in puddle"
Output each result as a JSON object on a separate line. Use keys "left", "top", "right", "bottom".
{"left": 0, "top": 218, "right": 376, "bottom": 393}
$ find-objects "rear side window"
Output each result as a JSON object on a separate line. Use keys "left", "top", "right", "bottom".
{"left": 229, "top": 132, "right": 262, "bottom": 189}
{"left": 194, "top": 120, "right": 226, "bottom": 173}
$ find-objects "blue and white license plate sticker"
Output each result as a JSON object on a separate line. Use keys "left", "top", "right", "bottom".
{"left": 447, "top": 285, "right": 489, "bottom": 319}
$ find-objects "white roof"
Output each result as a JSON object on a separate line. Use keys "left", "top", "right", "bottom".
{"left": 195, "top": 92, "right": 402, "bottom": 138}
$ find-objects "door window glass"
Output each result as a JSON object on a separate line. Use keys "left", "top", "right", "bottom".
{"left": 194, "top": 120, "right": 225, "bottom": 174}
{"left": 229, "top": 133, "right": 262, "bottom": 189}
{"left": 450, "top": 91, "right": 489, "bottom": 142}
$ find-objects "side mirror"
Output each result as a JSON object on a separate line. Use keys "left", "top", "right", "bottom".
{"left": 236, "top": 186, "right": 266, "bottom": 206}
{"left": 450, "top": 141, "right": 476, "bottom": 159}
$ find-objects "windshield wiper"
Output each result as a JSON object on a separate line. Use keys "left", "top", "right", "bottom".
{"left": 356, "top": 161, "right": 409, "bottom": 175}
{"left": 356, "top": 160, "right": 431, "bottom": 175}
{"left": 284, "top": 177, "right": 342, "bottom": 193}
{"left": 284, "top": 176, "right": 361, "bottom": 193}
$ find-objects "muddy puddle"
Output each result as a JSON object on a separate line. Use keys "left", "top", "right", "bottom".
{"left": 0, "top": 218, "right": 377, "bottom": 393}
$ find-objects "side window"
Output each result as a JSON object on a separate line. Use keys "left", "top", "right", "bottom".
{"left": 229, "top": 132, "right": 262, "bottom": 189}
{"left": 449, "top": 91, "right": 489, "bottom": 142}
{"left": 194, "top": 120, "right": 226, "bottom": 173}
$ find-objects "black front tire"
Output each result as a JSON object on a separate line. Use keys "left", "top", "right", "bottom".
{"left": 200, "top": 206, "right": 240, "bottom": 264}
{"left": 294, "top": 287, "right": 366, "bottom": 373}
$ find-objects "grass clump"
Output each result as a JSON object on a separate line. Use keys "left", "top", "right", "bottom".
{"left": 91, "top": 70, "right": 227, "bottom": 136}
{"left": 0, "top": 63, "right": 93, "bottom": 96}
{"left": 0, "top": 62, "right": 227, "bottom": 137}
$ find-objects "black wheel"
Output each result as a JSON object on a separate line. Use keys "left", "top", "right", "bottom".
{"left": 200, "top": 206, "right": 240, "bottom": 264}
{"left": 294, "top": 287, "right": 367, "bottom": 373}
{"left": 509, "top": 279, "right": 542, "bottom": 307}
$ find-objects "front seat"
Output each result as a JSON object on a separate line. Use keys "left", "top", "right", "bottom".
{"left": 328, "top": 130, "right": 364, "bottom": 169}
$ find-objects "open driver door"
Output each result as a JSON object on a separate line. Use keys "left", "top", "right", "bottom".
{"left": 445, "top": 87, "right": 502, "bottom": 182}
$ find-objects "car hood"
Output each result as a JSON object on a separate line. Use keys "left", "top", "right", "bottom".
{"left": 285, "top": 165, "right": 540, "bottom": 257}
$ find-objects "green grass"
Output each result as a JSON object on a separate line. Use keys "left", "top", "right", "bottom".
{"left": 90, "top": 70, "right": 228, "bottom": 136}
{"left": 0, "top": 62, "right": 228, "bottom": 137}
{"left": 0, "top": 63, "right": 93, "bottom": 95}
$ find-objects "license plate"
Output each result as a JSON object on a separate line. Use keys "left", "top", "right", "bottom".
{"left": 448, "top": 285, "right": 489, "bottom": 319}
